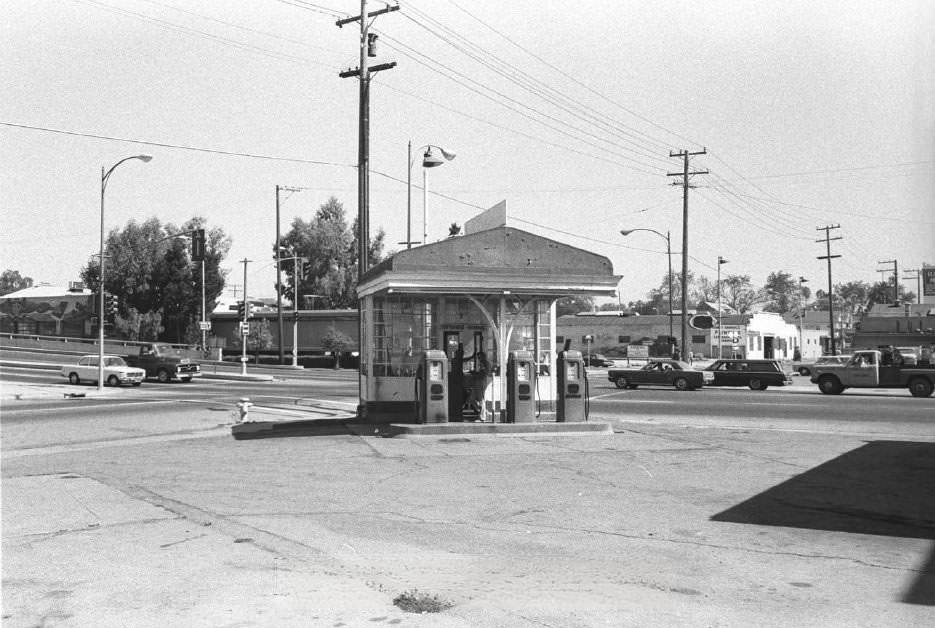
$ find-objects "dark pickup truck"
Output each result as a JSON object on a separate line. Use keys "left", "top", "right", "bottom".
{"left": 810, "top": 349, "right": 935, "bottom": 397}
{"left": 125, "top": 343, "right": 202, "bottom": 383}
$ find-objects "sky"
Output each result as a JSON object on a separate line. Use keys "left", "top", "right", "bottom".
{"left": 2, "top": 0, "right": 933, "bottom": 304}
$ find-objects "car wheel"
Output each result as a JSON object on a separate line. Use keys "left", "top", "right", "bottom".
{"left": 908, "top": 377, "right": 933, "bottom": 398}
{"left": 132, "top": 382, "right": 142, "bottom": 387}
{"left": 818, "top": 375, "right": 843, "bottom": 395}
{"left": 748, "top": 378, "right": 763, "bottom": 391}
{"left": 798, "top": 367, "right": 810, "bottom": 376}
{"left": 107, "top": 375, "right": 120, "bottom": 387}
{"left": 181, "top": 377, "right": 192, "bottom": 383}
{"left": 674, "top": 377, "right": 690, "bottom": 391}
{"left": 157, "top": 369, "right": 170, "bottom": 383}
{"left": 614, "top": 377, "right": 628, "bottom": 389}
{"left": 68, "top": 372, "right": 80, "bottom": 385}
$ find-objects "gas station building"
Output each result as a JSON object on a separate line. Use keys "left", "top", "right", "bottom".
{"left": 355, "top": 203, "right": 621, "bottom": 423}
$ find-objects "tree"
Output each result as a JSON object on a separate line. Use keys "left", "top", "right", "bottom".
{"left": 80, "top": 217, "right": 231, "bottom": 343}
{"left": 759, "top": 271, "right": 798, "bottom": 314}
{"left": 321, "top": 326, "right": 354, "bottom": 369}
{"left": 278, "top": 196, "right": 385, "bottom": 309}
{"left": 229, "top": 319, "right": 274, "bottom": 364}
{"left": 556, "top": 296, "right": 595, "bottom": 317}
{"left": 720, "top": 274, "right": 758, "bottom": 314}
{"left": 0, "top": 269, "right": 34, "bottom": 296}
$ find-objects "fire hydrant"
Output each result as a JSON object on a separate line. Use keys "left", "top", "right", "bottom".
{"left": 236, "top": 397, "right": 253, "bottom": 423}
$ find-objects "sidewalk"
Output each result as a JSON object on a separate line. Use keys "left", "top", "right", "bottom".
{"left": 4, "top": 404, "right": 934, "bottom": 627}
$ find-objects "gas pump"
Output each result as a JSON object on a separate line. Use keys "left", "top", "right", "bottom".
{"left": 507, "top": 350, "right": 536, "bottom": 423}
{"left": 557, "top": 349, "right": 587, "bottom": 422}
{"left": 415, "top": 350, "right": 449, "bottom": 423}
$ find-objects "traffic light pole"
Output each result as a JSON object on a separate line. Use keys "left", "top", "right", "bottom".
{"left": 240, "top": 258, "right": 250, "bottom": 375}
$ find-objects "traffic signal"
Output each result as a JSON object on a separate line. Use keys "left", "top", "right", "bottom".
{"left": 105, "top": 293, "right": 119, "bottom": 320}
{"left": 191, "top": 228, "right": 206, "bottom": 261}
{"left": 237, "top": 301, "right": 245, "bottom": 318}
{"left": 297, "top": 258, "right": 310, "bottom": 280}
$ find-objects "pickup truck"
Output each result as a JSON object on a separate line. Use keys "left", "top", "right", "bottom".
{"left": 125, "top": 343, "right": 202, "bottom": 383}
{"left": 810, "top": 349, "right": 935, "bottom": 397}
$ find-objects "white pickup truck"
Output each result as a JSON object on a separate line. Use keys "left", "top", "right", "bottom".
{"left": 810, "top": 349, "right": 935, "bottom": 398}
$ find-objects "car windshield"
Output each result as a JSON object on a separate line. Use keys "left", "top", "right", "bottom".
{"left": 104, "top": 357, "right": 127, "bottom": 367}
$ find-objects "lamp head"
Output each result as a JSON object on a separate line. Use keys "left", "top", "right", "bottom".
{"left": 620, "top": 229, "right": 633, "bottom": 236}
{"left": 422, "top": 146, "right": 455, "bottom": 168}
{"left": 718, "top": 256, "right": 728, "bottom": 264}
{"left": 137, "top": 155, "right": 153, "bottom": 163}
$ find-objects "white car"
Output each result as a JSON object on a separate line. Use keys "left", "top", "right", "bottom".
{"left": 61, "top": 355, "right": 146, "bottom": 387}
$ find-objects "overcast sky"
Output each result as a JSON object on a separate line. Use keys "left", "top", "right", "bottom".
{"left": 2, "top": 0, "right": 933, "bottom": 304}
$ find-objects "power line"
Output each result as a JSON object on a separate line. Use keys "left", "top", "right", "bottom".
{"left": 442, "top": 0, "right": 700, "bottom": 151}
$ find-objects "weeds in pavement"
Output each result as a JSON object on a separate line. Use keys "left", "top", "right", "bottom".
{"left": 392, "top": 589, "right": 453, "bottom": 613}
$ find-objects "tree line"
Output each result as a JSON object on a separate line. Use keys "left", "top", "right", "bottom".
{"left": 561, "top": 270, "right": 915, "bottom": 322}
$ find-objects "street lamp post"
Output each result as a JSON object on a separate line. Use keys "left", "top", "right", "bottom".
{"left": 406, "top": 142, "right": 455, "bottom": 247}
{"left": 717, "top": 256, "right": 728, "bottom": 359}
{"left": 798, "top": 276, "right": 808, "bottom": 359}
{"left": 621, "top": 228, "right": 673, "bottom": 354}
{"left": 99, "top": 154, "right": 152, "bottom": 391}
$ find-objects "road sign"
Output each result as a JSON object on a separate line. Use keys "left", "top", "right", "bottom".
{"left": 199, "top": 321, "right": 211, "bottom": 331}
{"left": 239, "top": 322, "right": 249, "bottom": 336}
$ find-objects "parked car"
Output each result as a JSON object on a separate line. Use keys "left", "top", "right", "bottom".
{"left": 703, "top": 359, "right": 793, "bottom": 390}
{"left": 608, "top": 359, "right": 713, "bottom": 391}
{"left": 794, "top": 355, "right": 851, "bottom": 377}
{"left": 583, "top": 353, "right": 613, "bottom": 367}
{"left": 61, "top": 355, "right": 146, "bottom": 387}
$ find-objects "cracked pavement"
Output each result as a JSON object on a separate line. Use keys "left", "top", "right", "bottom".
{"left": 3, "top": 414, "right": 934, "bottom": 627}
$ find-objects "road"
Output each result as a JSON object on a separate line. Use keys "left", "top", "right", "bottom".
{"left": 3, "top": 365, "right": 934, "bottom": 626}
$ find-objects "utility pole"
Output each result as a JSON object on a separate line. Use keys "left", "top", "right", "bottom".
{"left": 816, "top": 225, "right": 842, "bottom": 355}
{"left": 667, "top": 148, "right": 707, "bottom": 363}
{"left": 240, "top": 258, "right": 251, "bottom": 376}
{"left": 903, "top": 268, "right": 922, "bottom": 304}
{"left": 877, "top": 259, "right": 898, "bottom": 304}
{"left": 338, "top": 1, "right": 398, "bottom": 419}
{"left": 337, "top": 0, "right": 398, "bottom": 282}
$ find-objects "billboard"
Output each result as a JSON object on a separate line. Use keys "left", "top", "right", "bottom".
{"left": 923, "top": 267, "right": 935, "bottom": 297}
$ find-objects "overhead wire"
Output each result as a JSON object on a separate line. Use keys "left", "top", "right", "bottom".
{"left": 399, "top": 4, "right": 673, "bottom": 164}
{"left": 442, "top": 0, "right": 700, "bottom": 152}
{"left": 376, "top": 32, "right": 665, "bottom": 176}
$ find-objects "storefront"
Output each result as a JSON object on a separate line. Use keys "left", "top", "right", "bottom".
{"left": 356, "top": 212, "right": 620, "bottom": 423}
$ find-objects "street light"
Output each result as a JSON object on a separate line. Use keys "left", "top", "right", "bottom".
{"left": 99, "top": 154, "right": 152, "bottom": 391}
{"left": 717, "top": 256, "right": 728, "bottom": 359}
{"left": 621, "top": 228, "right": 674, "bottom": 355}
{"left": 406, "top": 141, "right": 455, "bottom": 248}
{"left": 798, "top": 276, "right": 809, "bottom": 360}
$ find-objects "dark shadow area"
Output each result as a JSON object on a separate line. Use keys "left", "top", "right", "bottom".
{"left": 712, "top": 441, "right": 935, "bottom": 605}
{"left": 904, "top": 545, "right": 935, "bottom": 605}
{"left": 232, "top": 418, "right": 359, "bottom": 440}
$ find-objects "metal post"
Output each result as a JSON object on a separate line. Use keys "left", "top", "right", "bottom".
{"left": 201, "top": 258, "right": 206, "bottom": 351}
{"left": 276, "top": 185, "right": 284, "bottom": 364}
{"left": 241, "top": 259, "right": 249, "bottom": 375}
{"left": 422, "top": 166, "right": 428, "bottom": 244}
{"left": 666, "top": 230, "right": 673, "bottom": 349}
{"left": 98, "top": 166, "right": 106, "bottom": 391}
{"left": 406, "top": 140, "right": 412, "bottom": 249}
{"left": 717, "top": 259, "right": 722, "bottom": 359}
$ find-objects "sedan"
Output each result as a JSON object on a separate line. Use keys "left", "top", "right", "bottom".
{"left": 608, "top": 359, "right": 713, "bottom": 391}
{"left": 583, "top": 353, "right": 614, "bottom": 367}
{"left": 61, "top": 355, "right": 146, "bottom": 387}
{"left": 793, "top": 355, "right": 851, "bottom": 376}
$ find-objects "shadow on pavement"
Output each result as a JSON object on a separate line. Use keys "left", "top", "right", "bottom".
{"left": 711, "top": 440, "right": 935, "bottom": 605}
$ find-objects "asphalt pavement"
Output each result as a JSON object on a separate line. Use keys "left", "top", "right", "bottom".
{"left": 3, "top": 376, "right": 933, "bottom": 627}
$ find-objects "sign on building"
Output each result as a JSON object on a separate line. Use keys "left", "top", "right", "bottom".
{"left": 923, "top": 267, "right": 935, "bottom": 297}
{"left": 712, "top": 324, "right": 744, "bottom": 344}
{"left": 627, "top": 344, "right": 649, "bottom": 358}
